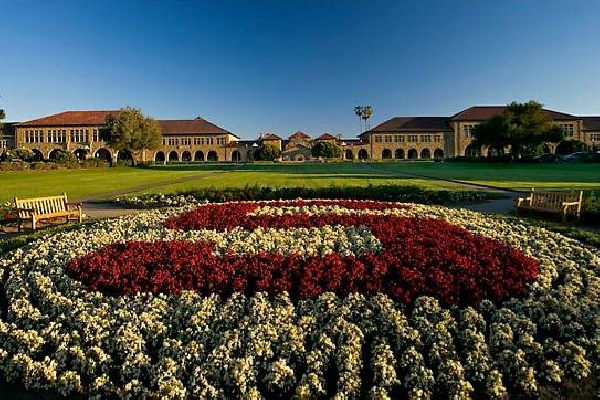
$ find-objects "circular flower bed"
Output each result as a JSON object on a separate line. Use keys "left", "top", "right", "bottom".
{"left": 68, "top": 201, "right": 539, "bottom": 306}
{"left": 0, "top": 200, "right": 597, "bottom": 398}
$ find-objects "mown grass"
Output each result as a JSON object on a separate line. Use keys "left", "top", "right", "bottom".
{"left": 0, "top": 163, "right": 473, "bottom": 203}
{"left": 129, "top": 172, "right": 452, "bottom": 196}
{"left": 1, "top": 161, "right": 599, "bottom": 204}
{"left": 370, "top": 161, "right": 600, "bottom": 191}
{"left": 0, "top": 167, "right": 216, "bottom": 203}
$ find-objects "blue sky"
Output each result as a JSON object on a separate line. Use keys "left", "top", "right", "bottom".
{"left": 2, "top": 1, "right": 599, "bottom": 139}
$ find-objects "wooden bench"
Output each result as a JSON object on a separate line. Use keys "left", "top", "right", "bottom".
{"left": 14, "top": 193, "right": 83, "bottom": 232}
{"left": 516, "top": 188, "right": 583, "bottom": 222}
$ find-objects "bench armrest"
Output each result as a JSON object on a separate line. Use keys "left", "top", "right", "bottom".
{"left": 516, "top": 197, "right": 530, "bottom": 206}
{"left": 562, "top": 201, "right": 580, "bottom": 206}
{"left": 66, "top": 202, "right": 82, "bottom": 211}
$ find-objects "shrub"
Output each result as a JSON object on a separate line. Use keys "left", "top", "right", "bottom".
{"left": 555, "top": 139, "right": 588, "bottom": 155}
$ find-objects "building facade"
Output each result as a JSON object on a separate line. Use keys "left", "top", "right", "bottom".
{"left": 7, "top": 106, "right": 600, "bottom": 162}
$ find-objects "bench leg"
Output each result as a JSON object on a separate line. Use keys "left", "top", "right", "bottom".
{"left": 32, "top": 217, "right": 36, "bottom": 231}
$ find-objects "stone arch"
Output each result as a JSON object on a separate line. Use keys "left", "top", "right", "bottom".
{"left": 231, "top": 150, "right": 241, "bottom": 162}
{"left": 117, "top": 150, "right": 133, "bottom": 162}
{"left": 182, "top": 151, "right": 192, "bottom": 162}
{"left": 382, "top": 149, "right": 392, "bottom": 159}
{"left": 155, "top": 151, "right": 166, "bottom": 163}
{"left": 344, "top": 149, "right": 353, "bottom": 160}
{"left": 407, "top": 149, "right": 418, "bottom": 160}
{"left": 207, "top": 150, "right": 218, "bottom": 162}
{"left": 358, "top": 149, "right": 368, "bottom": 160}
{"left": 74, "top": 149, "right": 88, "bottom": 161}
{"left": 465, "top": 143, "right": 480, "bottom": 157}
{"left": 246, "top": 150, "right": 254, "bottom": 162}
{"left": 168, "top": 151, "right": 179, "bottom": 162}
{"left": 194, "top": 151, "right": 204, "bottom": 161}
{"left": 94, "top": 148, "right": 112, "bottom": 162}
{"left": 434, "top": 148, "right": 444, "bottom": 159}
{"left": 420, "top": 148, "right": 431, "bottom": 159}
{"left": 32, "top": 149, "right": 44, "bottom": 161}
{"left": 49, "top": 149, "right": 62, "bottom": 160}
{"left": 395, "top": 149, "right": 405, "bottom": 159}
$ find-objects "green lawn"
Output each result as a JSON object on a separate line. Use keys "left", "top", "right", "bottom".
{"left": 370, "top": 161, "right": 600, "bottom": 191}
{"left": 0, "top": 167, "right": 215, "bottom": 203}
{"left": 131, "top": 171, "right": 443, "bottom": 196}
{"left": 1, "top": 161, "right": 598, "bottom": 204}
{"left": 0, "top": 163, "right": 475, "bottom": 203}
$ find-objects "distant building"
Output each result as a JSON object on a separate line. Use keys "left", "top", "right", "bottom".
{"left": 0, "top": 122, "right": 16, "bottom": 152}
{"left": 10, "top": 106, "right": 600, "bottom": 162}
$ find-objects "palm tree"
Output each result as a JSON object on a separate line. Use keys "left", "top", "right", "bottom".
{"left": 361, "top": 106, "right": 373, "bottom": 131}
{"left": 354, "top": 106, "right": 364, "bottom": 133}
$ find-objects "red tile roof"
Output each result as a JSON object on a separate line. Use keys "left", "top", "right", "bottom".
{"left": 316, "top": 133, "right": 339, "bottom": 141}
{"left": 260, "top": 133, "right": 282, "bottom": 140}
{"left": 450, "top": 106, "right": 576, "bottom": 121}
{"left": 365, "top": 117, "right": 450, "bottom": 135}
{"left": 582, "top": 117, "right": 600, "bottom": 131}
{"left": 160, "top": 117, "right": 233, "bottom": 136}
{"left": 17, "top": 111, "right": 119, "bottom": 126}
{"left": 289, "top": 131, "right": 311, "bottom": 139}
{"left": 16, "top": 111, "right": 235, "bottom": 137}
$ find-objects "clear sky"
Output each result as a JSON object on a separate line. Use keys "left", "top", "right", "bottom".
{"left": 2, "top": 1, "right": 599, "bottom": 139}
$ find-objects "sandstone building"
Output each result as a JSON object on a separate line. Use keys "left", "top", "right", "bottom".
{"left": 7, "top": 106, "right": 600, "bottom": 162}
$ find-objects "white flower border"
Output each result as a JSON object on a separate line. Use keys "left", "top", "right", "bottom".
{"left": 0, "top": 200, "right": 597, "bottom": 398}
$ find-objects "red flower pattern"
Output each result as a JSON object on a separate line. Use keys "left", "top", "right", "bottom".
{"left": 66, "top": 201, "right": 540, "bottom": 306}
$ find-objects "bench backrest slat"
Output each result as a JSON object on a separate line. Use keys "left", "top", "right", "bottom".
{"left": 529, "top": 189, "right": 583, "bottom": 211}
{"left": 15, "top": 194, "right": 69, "bottom": 218}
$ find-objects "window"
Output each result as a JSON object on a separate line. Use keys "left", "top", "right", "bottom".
{"left": 420, "top": 134, "right": 431, "bottom": 143}
{"left": 93, "top": 129, "right": 99, "bottom": 142}
{"left": 433, "top": 134, "right": 442, "bottom": 142}
{"left": 374, "top": 135, "right": 382, "bottom": 143}
{"left": 463, "top": 124, "right": 475, "bottom": 138}
{"left": 407, "top": 134, "right": 418, "bottom": 143}
{"left": 0, "top": 140, "right": 6, "bottom": 149}
{"left": 394, "top": 134, "right": 404, "bottom": 143}
{"left": 590, "top": 133, "right": 600, "bottom": 142}
{"left": 562, "top": 124, "right": 574, "bottom": 138}
{"left": 384, "top": 135, "right": 392, "bottom": 143}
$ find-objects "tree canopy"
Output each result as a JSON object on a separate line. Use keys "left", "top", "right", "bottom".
{"left": 354, "top": 106, "right": 374, "bottom": 132}
{"left": 254, "top": 143, "right": 282, "bottom": 161}
{"left": 471, "top": 100, "right": 564, "bottom": 158}
{"left": 101, "top": 107, "right": 161, "bottom": 165}
{"left": 311, "top": 141, "right": 342, "bottom": 159}
{"left": 555, "top": 139, "right": 588, "bottom": 155}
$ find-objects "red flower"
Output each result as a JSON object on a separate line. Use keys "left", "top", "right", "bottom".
{"left": 66, "top": 201, "right": 540, "bottom": 307}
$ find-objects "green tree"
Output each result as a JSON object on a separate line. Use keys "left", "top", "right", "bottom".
{"left": 353, "top": 106, "right": 374, "bottom": 132}
{"left": 311, "top": 141, "right": 342, "bottom": 160}
{"left": 361, "top": 106, "right": 374, "bottom": 130}
{"left": 101, "top": 107, "right": 162, "bottom": 166}
{"left": 254, "top": 143, "right": 282, "bottom": 161}
{"left": 472, "top": 100, "right": 564, "bottom": 159}
{"left": 555, "top": 139, "right": 588, "bottom": 155}
{"left": 354, "top": 106, "right": 364, "bottom": 133}
{"left": 0, "top": 108, "right": 5, "bottom": 132}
